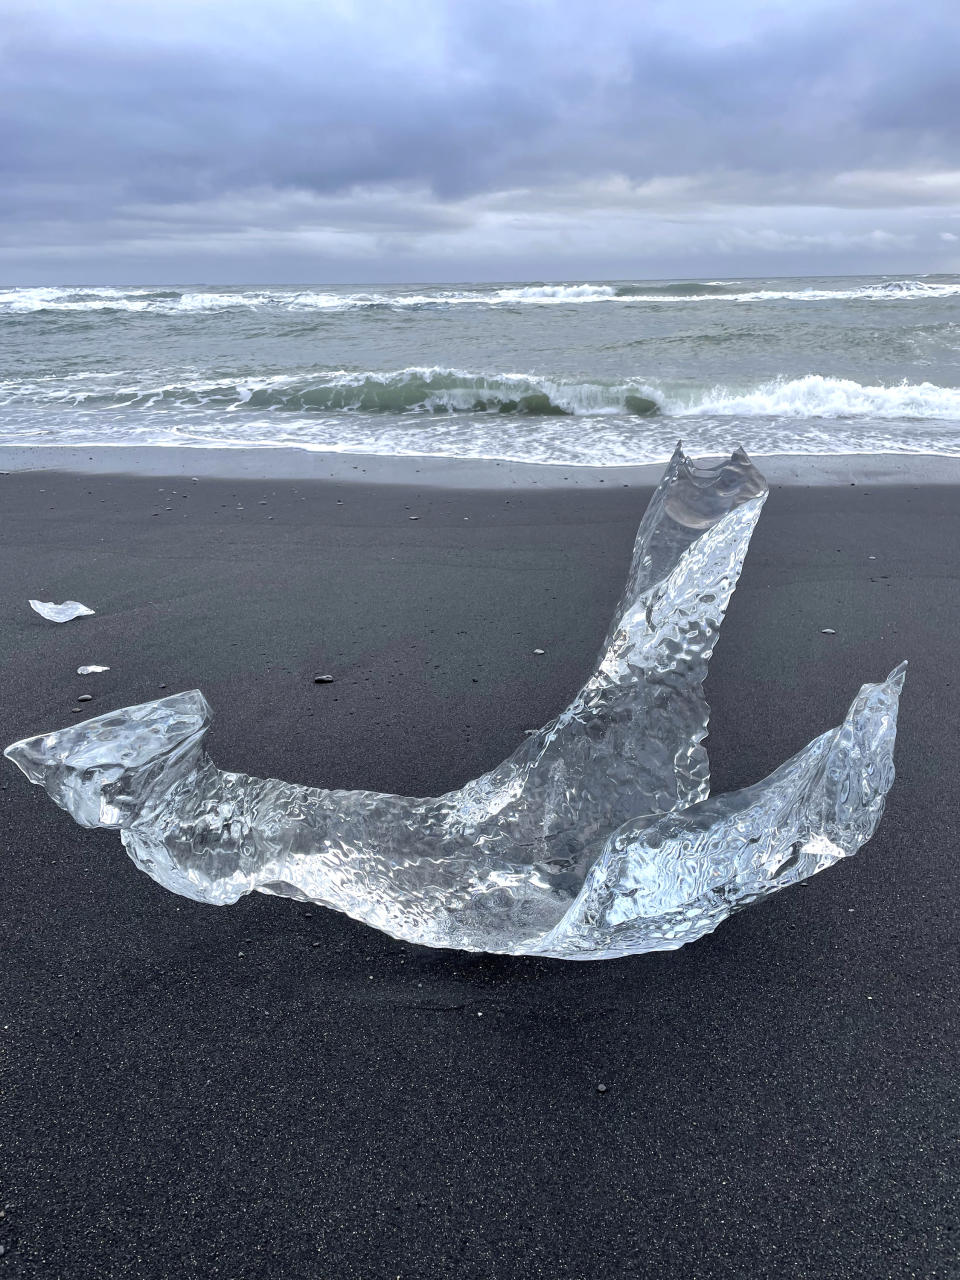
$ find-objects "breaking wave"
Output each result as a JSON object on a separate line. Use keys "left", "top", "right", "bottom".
{"left": 3, "top": 277, "right": 960, "bottom": 314}
{"left": 3, "top": 368, "right": 958, "bottom": 422}
{"left": 0, "top": 368, "right": 657, "bottom": 417}
{"left": 686, "top": 374, "right": 960, "bottom": 419}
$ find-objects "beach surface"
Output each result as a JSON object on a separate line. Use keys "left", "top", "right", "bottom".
{"left": 0, "top": 452, "right": 957, "bottom": 1279}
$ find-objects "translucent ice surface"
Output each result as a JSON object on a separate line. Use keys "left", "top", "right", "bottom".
{"left": 29, "top": 600, "right": 95, "bottom": 622}
{"left": 533, "top": 664, "right": 905, "bottom": 958}
{"left": 5, "top": 447, "right": 905, "bottom": 958}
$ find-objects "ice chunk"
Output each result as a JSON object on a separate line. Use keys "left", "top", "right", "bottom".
{"left": 4, "top": 448, "right": 905, "bottom": 959}
{"left": 78, "top": 665, "right": 110, "bottom": 675}
{"left": 532, "top": 664, "right": 906, "bottom": 958}
{"left": 29, "top": 600, "right": 95, "bottom": 622}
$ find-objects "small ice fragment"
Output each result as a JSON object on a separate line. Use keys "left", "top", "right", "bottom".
{"left": 30, "top": 600, "right": 95, "bottom": 622}
{"left": 821, "top": 628, "right": 837, "bottom": 635}
{"left": 78, "top": 665, "right": 110, "bottom": 675}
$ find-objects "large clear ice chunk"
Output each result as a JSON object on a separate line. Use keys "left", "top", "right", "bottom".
{"left": 4, "top": 448, "right": 904, "bottom": 958}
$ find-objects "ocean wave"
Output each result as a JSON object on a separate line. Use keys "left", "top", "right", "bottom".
{"left": 3, "top": 368, "right": 959, "bottom": 421}
{"left": 3, "top": 277, "right": 960, "bottom": 315}
{"left": 0, "top": 286, "right": 181, "bottom": 313}
{"left": 614, "top": 281, "right": 734, "bottom": 298}
{"left": 682, "top": 374, "right": 960, "bottom": 419}
{"left": 0, "top": 368, "right": 661, "bottom": 418}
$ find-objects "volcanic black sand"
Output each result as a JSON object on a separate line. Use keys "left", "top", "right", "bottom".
{"left": 0, "top": 461, "right": 957, "bottom": 1279}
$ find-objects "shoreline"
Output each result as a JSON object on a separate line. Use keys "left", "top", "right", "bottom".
{"left": 2, "top": 443, "right": 960, "bottom": 487}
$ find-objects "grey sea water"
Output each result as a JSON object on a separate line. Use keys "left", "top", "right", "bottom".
{"left": 2, "top": 274, "right": 959, "bottom": 465}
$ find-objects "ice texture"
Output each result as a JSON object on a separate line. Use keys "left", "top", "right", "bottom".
{"left": 29, "top": 600, "right": 95, "bottom": 622}
{"left": 4, "top": 447, "right": 905, "bottom": 958}
{"left": 532, "top": 664, "right": 905, "bottom": 957}
{"left": 78, "top": 665, "right": 110, "bottom": 675}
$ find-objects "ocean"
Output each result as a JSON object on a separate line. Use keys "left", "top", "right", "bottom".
{"left": 2, "top": 274, "right": 959, "bottom": 466}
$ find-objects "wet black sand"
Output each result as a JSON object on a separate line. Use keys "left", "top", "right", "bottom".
{"left": 0, "top": 464, "right": 957, "bottom": 1279}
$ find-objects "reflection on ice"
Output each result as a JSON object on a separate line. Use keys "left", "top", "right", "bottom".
{"left": 5, "top": 447, "right": 905, "bottom": 958}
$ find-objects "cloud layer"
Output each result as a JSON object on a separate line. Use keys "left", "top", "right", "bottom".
{"left": 2, "top": 0, "right": 959, "bottom": 281}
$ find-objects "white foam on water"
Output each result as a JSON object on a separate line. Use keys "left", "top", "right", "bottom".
{"left": 3, "top": 393, "right": 960, "bottom": 468}
{"left": 3, "top": 367, "right": 959, "bottom": 422}
{"left": 3, "top": 278, "right": 960, "bottom": 314}
{"left": 673, "top": 374, "right": 960, "bottom": 419}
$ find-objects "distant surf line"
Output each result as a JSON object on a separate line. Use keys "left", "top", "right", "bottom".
{"left": 3, "top": 277, "right": 960, "bottom": 314}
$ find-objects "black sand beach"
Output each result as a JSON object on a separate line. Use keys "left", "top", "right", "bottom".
{"left": 0, "top": 457, "right": 957, "bottom": 1279}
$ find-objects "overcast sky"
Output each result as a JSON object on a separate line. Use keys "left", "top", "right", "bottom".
{"left": 2, "top": 0, "right": 959, "bottom": 283}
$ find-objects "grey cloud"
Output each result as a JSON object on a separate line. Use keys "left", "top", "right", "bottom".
{"left": 1, "top": 0, "right": 959, "bottom": 279}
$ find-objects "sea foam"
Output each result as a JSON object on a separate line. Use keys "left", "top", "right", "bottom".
{"left": 4, "top": 278, "right": 960, "bottom": 314}
{"left": 3, "top": 367, "right": 958, "bottom": 421}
